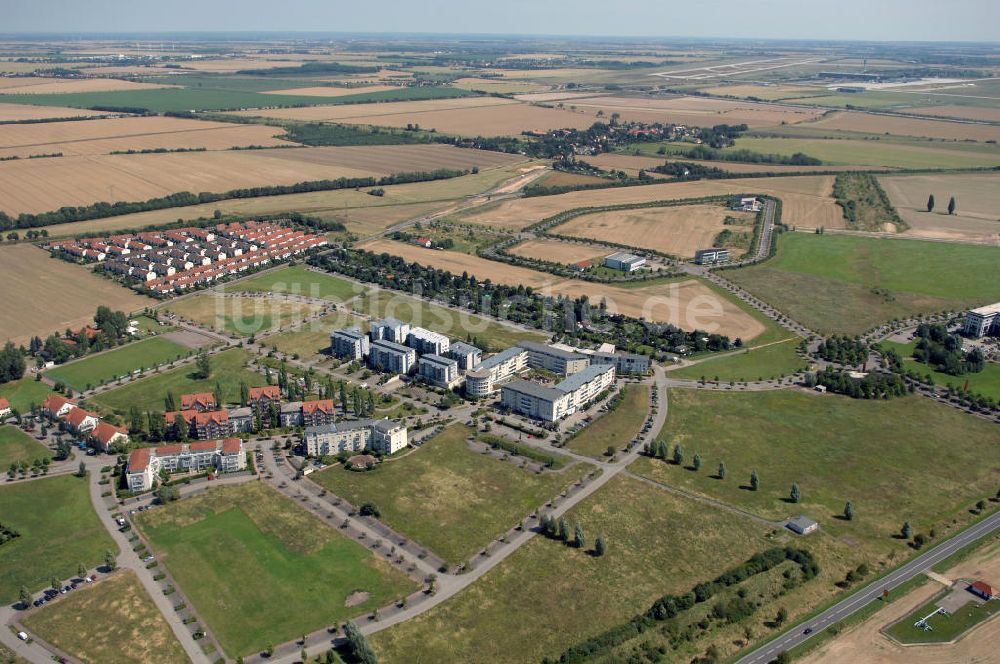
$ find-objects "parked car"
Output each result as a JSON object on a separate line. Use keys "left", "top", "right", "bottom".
{"left": 16, "top": 631, "right": 28, "bottom": 641}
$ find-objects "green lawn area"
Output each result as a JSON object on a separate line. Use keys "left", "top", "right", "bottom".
{"left": 880, "top": 340, "right": 1000, "bottom": 400}
{"left": 353, "top": 290, "right": 548, "bottom": 352}
{"left": 164, "top": 293, "right": 323, "bottom": 337}
{"left": 670, "top": 338, "right": 807, "bottom": 382}
{"left": 312, "top": 424, "right": 588, "bottom": 565}
{"left": 372, "top": 474, "right": 778, "bottom": 664}
{"left": 631, "top": 389, "right": 1000, "bottom": 552}
{"left": 43, "top": 336, "right": 190, "bottom": 391}
{"left": 886, "top": 597, "right": 998, "bottom": 644}
{"left": 727, "top": 233, "right": 1000, "bottom": 335}
{"left": 0, "top": 377, "right": 51, "bottom": 413}
{"left": 566, "top": 384, "right": 649, "bottom": 458}
{"left": 265, "top": 312, "right": 369, "bottom": 359}
{"left": 226, "top": 265, "right": 362, "bottom": 303}
{"left": 0, "top": 425, "right": 51, "bottom": 468}
{"left": 22, "top": 570, "right": 189, "bottom": 664}
{"left": 88, "top": 348, "right": 266, "bottom": 417}
{"left": 135, "top": 482, "right": 415, "bottom": 659}
{"left": 0, "top": 474, "right": 117, "bottom": 602}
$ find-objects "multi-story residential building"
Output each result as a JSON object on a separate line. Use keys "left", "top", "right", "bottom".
{"left": 964, "top": 303, "right": 1000, "bottom": 338}
{"left": 407, "top": 326, "right": 450, "bottom": 356}
{"left": 180, "top": 392, "right": 217, "bottom": 412}
{"left": 519, "top": 340, "right": 591, "bottom": 376}
{"left": 449, "top": 341, "right": 482, "bottom": 371}
{"left": 501, "top": 363, "right": 616, "bottom": 422}
{"left": 0, "top": 398, "right": 10, "bottom": 419}
{"left": 418, "top": 354, "right": 460, "bottom": 388}
{"left": 42, "top": 394, "right": 77, "bottom": 419}
{"left": 302, "top": 399, "right": 337, "bottom": 427}
{"left": 280, "top": 401, "right": 304, "bottom": 428}
{"left": 91, "top": 421, "right": 129, "bottom": 453}
{"left": 590, "top": 351, "right": 651, "bottom": 375}
{"left": 303, "top": 419, "right": 408, "bottom": 457}
{"left": 370, "top": 317, "right": 410, "bottom": 344}
{"left": 465, "top": 346, "right": 529, "bottom": 396}
{"left": 165, "top": 410, "right": 232, "bottom": 440}
{"left": 369, "top": 339, "right": 416, "bottom": 374}
{"left": 64, "top": 406, "right": 100, "bottom": 434}
{"left": 125, "top": 438, "right": 246, "bottom": 492}
{"left": 228, "top": 406, "right": 254, "bottom": 433}
{"left": 248, "top": 386, "right": 281, "bottom": 412}
{"left": 330, "top": 327, "right": 370, "bottom": 360}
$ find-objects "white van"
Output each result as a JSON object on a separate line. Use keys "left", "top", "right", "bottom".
{"left": 17, "top": 631, "right": 28, "bottom": 641}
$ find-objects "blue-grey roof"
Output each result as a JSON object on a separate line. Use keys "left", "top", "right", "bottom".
{"left": 419, "top": 354, "right": 458, "bottom": 368}
{"left": 332, "top": 326, "right": 365, "bottom": 340}
{"left": 450, "top": 341, "right": 482, "bottom": 356}
{"left": 518, "top": 340, "right": 588, "bottom": 361}
{"left": 605, "top": 251, "right": 644, "bottom": 263}
{"left": 480, "top": 346, "right": 526, "bottom": 370}
{"left": 555, "top": 364, "right": 614, "bottom": 393}
{"left": 502, "top": 379, "right": 564, "bottom": 401}
{"left": 371, "top": 338, "right": 413, "bottom": 354}
{"left": 374, "top": 317, "right": 407, "bottom": 330}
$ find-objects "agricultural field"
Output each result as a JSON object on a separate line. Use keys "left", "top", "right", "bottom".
{"left": 0, "top": 244, "right": 152, "bottom": 347}
{"left": 727, "top": 233, "right": 1000, "bottom": 334}
{"left": 533, "top": 170, "right": 607, "bottom": 188}
{"left": 590, "top": 151, "right": 872, "bottom": 176}
{"left": 558, "top": 95, "right": 824, "bottom": 127}
{"left": 21, "top": 570, "right": 189, "bottom": 664}
{"left": 88, "top": 347, "right": 266, "bottom": 416}
{"left": 312, "top": 424, "right": 589, "bottom": 565}
{"left": 0, "top": 77, "right": 176, "bottom": 94}
{"left": 262, "top": 84, "right": 397, "bottom": 96}
{"left": 0, "top": 425, "right": 52, "bottom": 469}
{"left": 803, "top": 110, "right": 1000, "bottom": 142}
{"left": 669, "top": 337, "right": 807, "bottom": 382}
{"left": 43, "top": 336, "right": 191, "bottom": 391}
{"left": 164, "top": 293, "right": 323, "bottom": 337}
{"left": 371, "top": 474, "right": 781, "bottom": 663}
{"left": 907, "top": 104, "right": 1000, "bottom": 122}
{"left": 0, "top": 377, "right": 53, "bottom": 413}
{"left": 507, "top": 238, "right": 608, "bottom": 266}
{"left": 631, "top": 389, "right": 1000, "bottom": 554}
{"left": 135, "top": 482, "right": 415, "bottom": 658}
{"left": 0, "top": 475, "right": 116, "bottom": 603}
{"left": 552, "top": 202, "right": 756, "bottom": 258}
{"left": 0, "top": 102, "right": 107, "bottom": 121}
{"left": 566, "top": 385, "right": 649, "bottom": 458}
{"left": 353, "top": 288, "right": 547, "bottom": 351}
{"left": 463, "top": 175, "right": 843, "bottom": 230}
{"left": 880, "top": 173, "right": 1000, "bottom": 244}
{"left": 225, "top": 265, "right": 361, "bottom": 302}
{"left": 451, "top": 77, "right": 547, "bottom": 94}
{"left": 264, "top": 312, "right": 369, "bottom": 359}
{"left": 880, "top": 340, "right": 1000, "bottom": 400}
{"left": 0, "top": 143, "right": 521, "bottom": 216}
{"left": 0, "top": 115, "right": 295, "bottom": 158}
{"left": 36, "top": 161, "right": 533, "bottom": 239}
{"left": 358, "top": 239, "right": 768, "bottom": 341}
{"left": 700, "top": 83, "right": 829, "bottom": 101}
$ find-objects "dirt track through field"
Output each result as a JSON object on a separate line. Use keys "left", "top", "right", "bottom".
{"left": 358, "top": 239, "right": 766, "bottom": 340}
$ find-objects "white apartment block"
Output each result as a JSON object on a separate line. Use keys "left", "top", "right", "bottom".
{"left": 331, "top": 327, "right": 370, "bottom": 360}
{"left": 126, "top": 438, "right": 246, "bottom": 492}
{"left": 501, "top": 363, "right": 616, "bottom": 422}
{"left": 464, "top": 346, "right": 529, "bottom": 396}
{"left": 369, "top": 339, "right": 417, "bottom": 374}
{"left": 407, "top": 326, "right": 451, "bottom": 356}
{"left": 418, "top": 354, "right": 460, "bottom": 388}
{"left": 519, "top": 340, "right": 591, "bottom": 376}
{"left": 303, "top": 419, "right": 408, "bottom": 457}
{"left": 448, "top": 341, "right": 482, "bottom": 371}
{"left": 370, "top": 317, "right": 411, "bottom": 344}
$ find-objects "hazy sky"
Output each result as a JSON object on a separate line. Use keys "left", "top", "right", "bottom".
{"left": 3, "top": 0, "right": 998, "bottom": 42}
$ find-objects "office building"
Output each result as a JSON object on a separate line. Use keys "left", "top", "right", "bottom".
{"left": 964, "top": 303, "right": 1000, "bottom": 338}
{"left": 604, "top": 252, "right": 646, "bottom": 272}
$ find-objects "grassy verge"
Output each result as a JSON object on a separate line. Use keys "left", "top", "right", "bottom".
{"left": 0, "top": 425, "right": 52, "bottom": 469}
{"left": 43, "top": 336, "right": 190, "bottom": 391}
{"left": 565, "top": 385, "right": 649, "bottom": 458}
{"left": 669, "top": 338, "right": 806, "bottom": 382}
{"left": 225, "top": 265, "right": 361, "bottom": 302}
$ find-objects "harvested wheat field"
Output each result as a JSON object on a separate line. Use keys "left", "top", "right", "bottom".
{"left": 513, "top": 91, "right": 604, "bottom": 103}
{"left": 235, "top": 97, "right": 597, "bottom": 136}
{"left": 0, "top": 244, "right": 152, "bottom": 346}
{"left": 0, "top": 77, "right": 177, "bottom": 95}
{"left": 563, "top": 96, "right": 823, "bottom": 127}
{"left": 805, "top": 110, "right": 1000, "bottom": 142}
{"left": 262, "top": 84, "right": 397, "bottom": 97}
{"left": 587, "top": 153, "right": 881, "bottom": 176}
{"left": 0, "top": 102, "right": 108, "bottom": 122}
{"left": 880, "top": 173, "right": 1000, "bottom": 244}
{"left": 358, "top": 239, "right": 765, "bottom": 339}
{"left": 555, "top": 204, "right": 756, "bottom": 258}
{"left": 905, "top": 105, "right": 1000, "bottom": 122}
{"left": 0, "top": 115, "right": 294, "bottom": 158}
{"left": 452, "top": 78, "right": 547, "bottom": 93}
{"left": 0, "top": 144, "right": 522, "bottom": 215}
{"left": 464, "top": 176, "right": 842, "bottom": 231}
{"left": 507, "top": 238, "right": 608, "bottom": 265}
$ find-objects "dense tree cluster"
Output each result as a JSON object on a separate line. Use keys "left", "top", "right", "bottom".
{"left": 675, "top": 144, "right": 821, "bottom": 165}
{"left": 0, "top": 342, "right": 26, "bottom": 383}
{"left": 913, "top": 323, "right": 985, "bottom": 376}
{"left": 815, "top": 367, "right": 910, "bottom": 399}
{"left": 815, "top": 335, "right": 869, "bottom": 366}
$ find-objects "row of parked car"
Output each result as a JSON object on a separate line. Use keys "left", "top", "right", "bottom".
{"left": 31, "top": 574, "right": 98, "bottom": 607}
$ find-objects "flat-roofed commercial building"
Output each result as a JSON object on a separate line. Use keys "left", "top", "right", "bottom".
{"left": 501, "top": 363, "right": 616, "bottom": 422}
{"left": 369, "top": 339, "right": 417, "bottom": 374}
{"left": 407, "top": 326, "right": 450, "bottom": 356}
{"left": 964, "top": 303, "right": 1000, "bottom": 338}
{"left": 418, "top": 354, "right": 460, "bottom": 388}
{"left": 519, "top": 340, "right": 591, "bottom": 376}
{"left": 303, "top": 419, "right": 408, "bottom": 456}
{"left": 331, "top": 327, "right": 370, "bottom": 360}
{"left": 694, "top": 247, "right": 730, "bottom": 265}
{"left": 604, "top": 251, "right": 646, "bottom": 272}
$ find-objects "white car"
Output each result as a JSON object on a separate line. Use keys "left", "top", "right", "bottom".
{"left": 17, "top": 631, "right": 28, "bottom": 641}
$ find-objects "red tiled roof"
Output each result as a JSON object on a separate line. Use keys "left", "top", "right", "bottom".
{"left": 92, "top": 421, "right": 127, "bottom": 445}
{"left": 221, "top": 437, "right": 242, "bottom": 454}
{"left": 193, "top": 410, "right": 229, "bottom": 426}
{"left": 0, "top": 398, "right": 9, "bottom": 411}
{"left": 156, "top": 444, "right": 184, "bottom": 457}
{"left": 248, "top": 386, "right": 280, "bottom": 401}
{"left": 128, "top": 447, "right": 151, "bottom": 472}
{"left": 188, "top": 440, "right": 218, "bottom": 453}
{"left": 180, "top": 392, "right": 216, "bottom": 410}
{"left": 971, "top": 581, "right": 997, "bottom": 597}
{"left": 65, "top": 407, "right": 96, "bottom": 428}
{"left": 43, "top": 394, "right": 76, "bottom": 414}
{"left": 302, "top": 399, "right": 334, "bottom": 415}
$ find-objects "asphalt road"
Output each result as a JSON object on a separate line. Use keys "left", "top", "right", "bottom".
{"left": 736, "top": 508, "right": 1000, "bottom": 664}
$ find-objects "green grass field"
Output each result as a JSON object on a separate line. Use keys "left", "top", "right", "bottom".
{"left": 372, "top": 474, "right": 776, "bottom": 663}
{"left": 226, "top": 265, "right": 362, "bottom": 302}
{"left": 43, "top": 336, "right": 190, "bottom": 391}
{"left": 631, "top": 389, "right": 1000, "bottom": 552}
{"left": 265, "top": 312, "right": 369, "bottom": 359}
{"left": 886, "top": 596, "right": 997, "bottom": 644}
{"left": 727, "top": 233, "right": 1000, "bottom": 335}
{"left": 354, "top": 290, "right": 548, "bottom": 352}
{"left": 164, "top": 294, "right": 322, "bottom": 337}
{"left": 881, "top": 341, "right": 1000, "bottom": 400}
{"left": 136, "top": 482, "right": 415, "bottom": 658}
{"left": 0, "top": 377, "right": 51, "bottom": 413}
{"left": 89, "top": 347, "right": 266, "bottom": 416}
{"left": 0, "top": 425, "right": 51, "bottom": 469}
{"left": 670, "top": 338, "right": 807, "bottom": 382}
{"left": 312, "top": 424, "right": 587, "bottom": 565}
{"left": 0, "top": 474, "right": 116, "bottom": 602}
{"left": 22, "top": 570, "right": 189, "bottom": 664}
{"left": 566, "top": 385, "right": 649, "bottom": 458}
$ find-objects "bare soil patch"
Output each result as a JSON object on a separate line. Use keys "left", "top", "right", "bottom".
{"left": 162, "top": 328, "right": 217, "bottom": 349}
{"left": 806, "top": 110, "right": 1000, "bottom": 142}
{"left": 880, "top": 173, "right": 1000, "bottom": 244}
{"left": 507, "top": 238, "right": 608, "bottom": 265}
{"left": 345, "top": 590, "right": 371, "bottom": 607}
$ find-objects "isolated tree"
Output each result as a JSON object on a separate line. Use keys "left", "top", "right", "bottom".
{"left": 692, "top": 454, "right": 701, "bottom": 471}
{"left": 844, "top": 501, "right": 855, "bottom": 521}
{"left": 790, "top": 483, "right": 801, "bottom": 503}
{"left": 213, "top": 381, "right": 224, "bottom": 409}
{"left": 239, "top": 381, "right": 249, "bottom": 407}
{"left": 574, "top": 524, "right": 586, "bottom": 549}
{"left": 901, "top": 521, "right": 912, "bottom": 539}
{"left": 750, "top": 469, "right": 760, "bottom": 491}
{"left": 595, "top": 536, "right": 607, "bottom": 557}
{"left": 656, "top": 440, "right": 668, "bottom": 460}
{"left": 77, "top": 461, "right": 86, "bottom": 477}
{"left": 195, "top": 350, "right": 211, "bottom": 379}
{"left": 558, "top": 517, "right": 570, "bottom": 542}
{"left": 51, "top": 577, "right": 61, "bottom": 591}
{"left": 18, "top": 586, "right": 31, "bottom": 608}
{"left": 77, "top": 562, "right": 86, "bottom": 578}
{"left": 947, "top": 196, "right": 956, "bottom": 215}
{"left": 173, "top": 413, "right": 189, "bottom": 442}
{"left": 775, "top": 606, "right": 788, "bottom": 626}
{"left": 164, "top": 391, "right": 177, "bottom": 412}
{"left": 343, "top": 620, "right": 378, "bottom": 664}
{"left": 926, "top": 194, "right": 935, "bottom": 212}
{"left": 672, "top": 444, "right": 684, "bottom": 466}
{"left": 718, "top": 462, "right": 727, "bottom": 480}
{"left": 104, "top": 550, "right": 117, "bottom": 571}
{"left": 0, "top": 341, "right": 26, "bottom": 383}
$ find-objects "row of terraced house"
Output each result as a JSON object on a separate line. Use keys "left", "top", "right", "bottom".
{"left": 41, "top": 393, "right": 130, "bottom": 452}
{"left": 50, "top": 220, "right": 327, "bottom": 296}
